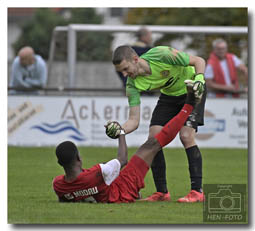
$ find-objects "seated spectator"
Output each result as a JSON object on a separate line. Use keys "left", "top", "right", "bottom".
{"left": 205, "top": 38, "right": 248, "bottom": 98}
{"left": 9, "top": 46, "right": 47, "bottom": 94}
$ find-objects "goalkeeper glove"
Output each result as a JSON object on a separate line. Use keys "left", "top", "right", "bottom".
{"left": 184, "top": 80, "right": 198, "bottom": 106}
{"left": 105, "top": 121, "right": 125, "bottom": 139}
{"left": 189, "top": 73, "right": 205, "bottom": 99}
{"left": 184, "top": 78, "right": 204, "bottom": 106}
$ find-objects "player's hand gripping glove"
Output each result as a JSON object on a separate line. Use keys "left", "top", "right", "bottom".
{"left": 104, "top": 121, "right": 125, "bottom": 139}
{"left": 184, "top": 79, "right": 203, "bottom": 107}
{"left": 193, "top": 73, "right": 205, "bottom": 99}
{"left": 185, "top": 74, "right": 205, "bottom": 100}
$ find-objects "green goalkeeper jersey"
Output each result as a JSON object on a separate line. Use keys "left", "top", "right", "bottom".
{"left": 126, "top": 46, "right": 197, "bottom": 107}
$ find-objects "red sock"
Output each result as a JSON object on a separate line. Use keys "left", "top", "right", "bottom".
{"left": 155, "top": 104, "right": 193, "bottom": 147}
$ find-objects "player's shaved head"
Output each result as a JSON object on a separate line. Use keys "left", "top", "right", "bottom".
{"left": 56, "top": 141, "right": 79, "bottom": 167}
{"left": 112, "top": 46, "right": 138, "bottom": 65}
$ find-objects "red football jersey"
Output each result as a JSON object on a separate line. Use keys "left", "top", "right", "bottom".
{"left": 53, "top": 164, "right": 110, "bottom": 203}
{"left": 53, "top": 156, "right": 149, "bottom": 203}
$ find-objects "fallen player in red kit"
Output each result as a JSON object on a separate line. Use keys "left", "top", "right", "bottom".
{"left": 53, "top": 80, "right": 204, "bottom": 203}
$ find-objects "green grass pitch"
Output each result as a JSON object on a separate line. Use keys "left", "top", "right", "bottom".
{"left": 8, "top": 146, "right": 248, "bottom": 224}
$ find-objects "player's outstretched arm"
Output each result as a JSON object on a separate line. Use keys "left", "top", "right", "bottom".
{"left": 122, "top": 105, "right": 140, "bottom": 134}
{"left": 104, "top": 106, "right": 140, "bottom": 139}
{"left": 117, "top": 133, "right": 128, "bottom": 168}
{"left": 104, "top": 121, "right": 128, "bottom": 167}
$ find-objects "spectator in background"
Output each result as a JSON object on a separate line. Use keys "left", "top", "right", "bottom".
{"left": 117, "top": 27, "right": 153, "bottom": 88}
{"left": 132, "top": 27, "right": 153, "bottom": 56}
{"left": 9, "top": 46, "right": 47, "bottom": 94}
{"left": 204, "top": 38, "right": 248, "bottom": 98}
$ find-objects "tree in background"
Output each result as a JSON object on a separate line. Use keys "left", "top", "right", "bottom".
{"left": 13, "top": 8, "right": 113, "bottom": 61}
{"left": 125, "top": 8, "right": 248, "bottom": 62}
{"left": 125, "top": 8, "right": 247, "bottom": 26}
{"left": 13, "top": 9, "right": 65, "bottom": 60}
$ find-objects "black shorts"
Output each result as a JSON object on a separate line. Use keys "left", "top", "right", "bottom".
{"left": 150, "top": 86, "right": 207, "bottom": 131}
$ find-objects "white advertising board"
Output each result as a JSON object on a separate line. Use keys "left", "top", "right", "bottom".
{"left": 8, "top": 96, "right": 247, "bottom": 148}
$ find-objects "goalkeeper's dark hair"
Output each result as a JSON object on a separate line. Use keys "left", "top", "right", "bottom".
{"left": 56, "top": 141, "right": 79, "bottom": 167}
{"left": 112, "top": 45, "right": 138, "bottom": 65}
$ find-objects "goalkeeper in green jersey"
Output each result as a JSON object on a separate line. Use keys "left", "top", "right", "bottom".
{"left": 109, "top": 45, "right": 206, "bottom": 203}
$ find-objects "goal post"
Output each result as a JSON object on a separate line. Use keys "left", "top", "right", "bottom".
{"left": 48, "top": 24, "right": 248, "bottom": 89}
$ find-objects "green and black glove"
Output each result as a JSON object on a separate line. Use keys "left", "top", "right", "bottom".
{"left": 193, "top": 73, "right": 205, "bottom": 99}
{"left": 104, "top": 121, "right": 125, "bottom": 139}
{"left": 184, "top": 74, "right": 205, "bottom": 106}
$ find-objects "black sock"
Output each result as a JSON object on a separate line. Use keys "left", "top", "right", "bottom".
{"left": 151, "top": 149, "right": 168, "bottom": 193}
{"left": 185, "top": 145, "right": 202, "bottom": 193}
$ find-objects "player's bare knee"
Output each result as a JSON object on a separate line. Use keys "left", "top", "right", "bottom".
{"left": 148, "top": 125, "right": 162, "bottom": 139}
{"left": 179, "top": 130, "right": 195, "bottom": 146}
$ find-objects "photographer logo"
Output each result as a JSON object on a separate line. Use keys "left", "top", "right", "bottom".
{"left": 203, "top": 184, "right": 246, "bottom": 223}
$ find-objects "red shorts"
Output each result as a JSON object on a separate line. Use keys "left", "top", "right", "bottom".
{"left": 108, "top": 155, "right": 149, "bottom": 203}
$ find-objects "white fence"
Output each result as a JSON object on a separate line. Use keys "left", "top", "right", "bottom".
{"left": 8, "top": 96, "right": 247, "bottom": 148}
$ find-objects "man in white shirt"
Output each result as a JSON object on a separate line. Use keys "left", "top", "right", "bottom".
{"left": 204, "top": 38, "right": 248, "bottom": 98}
